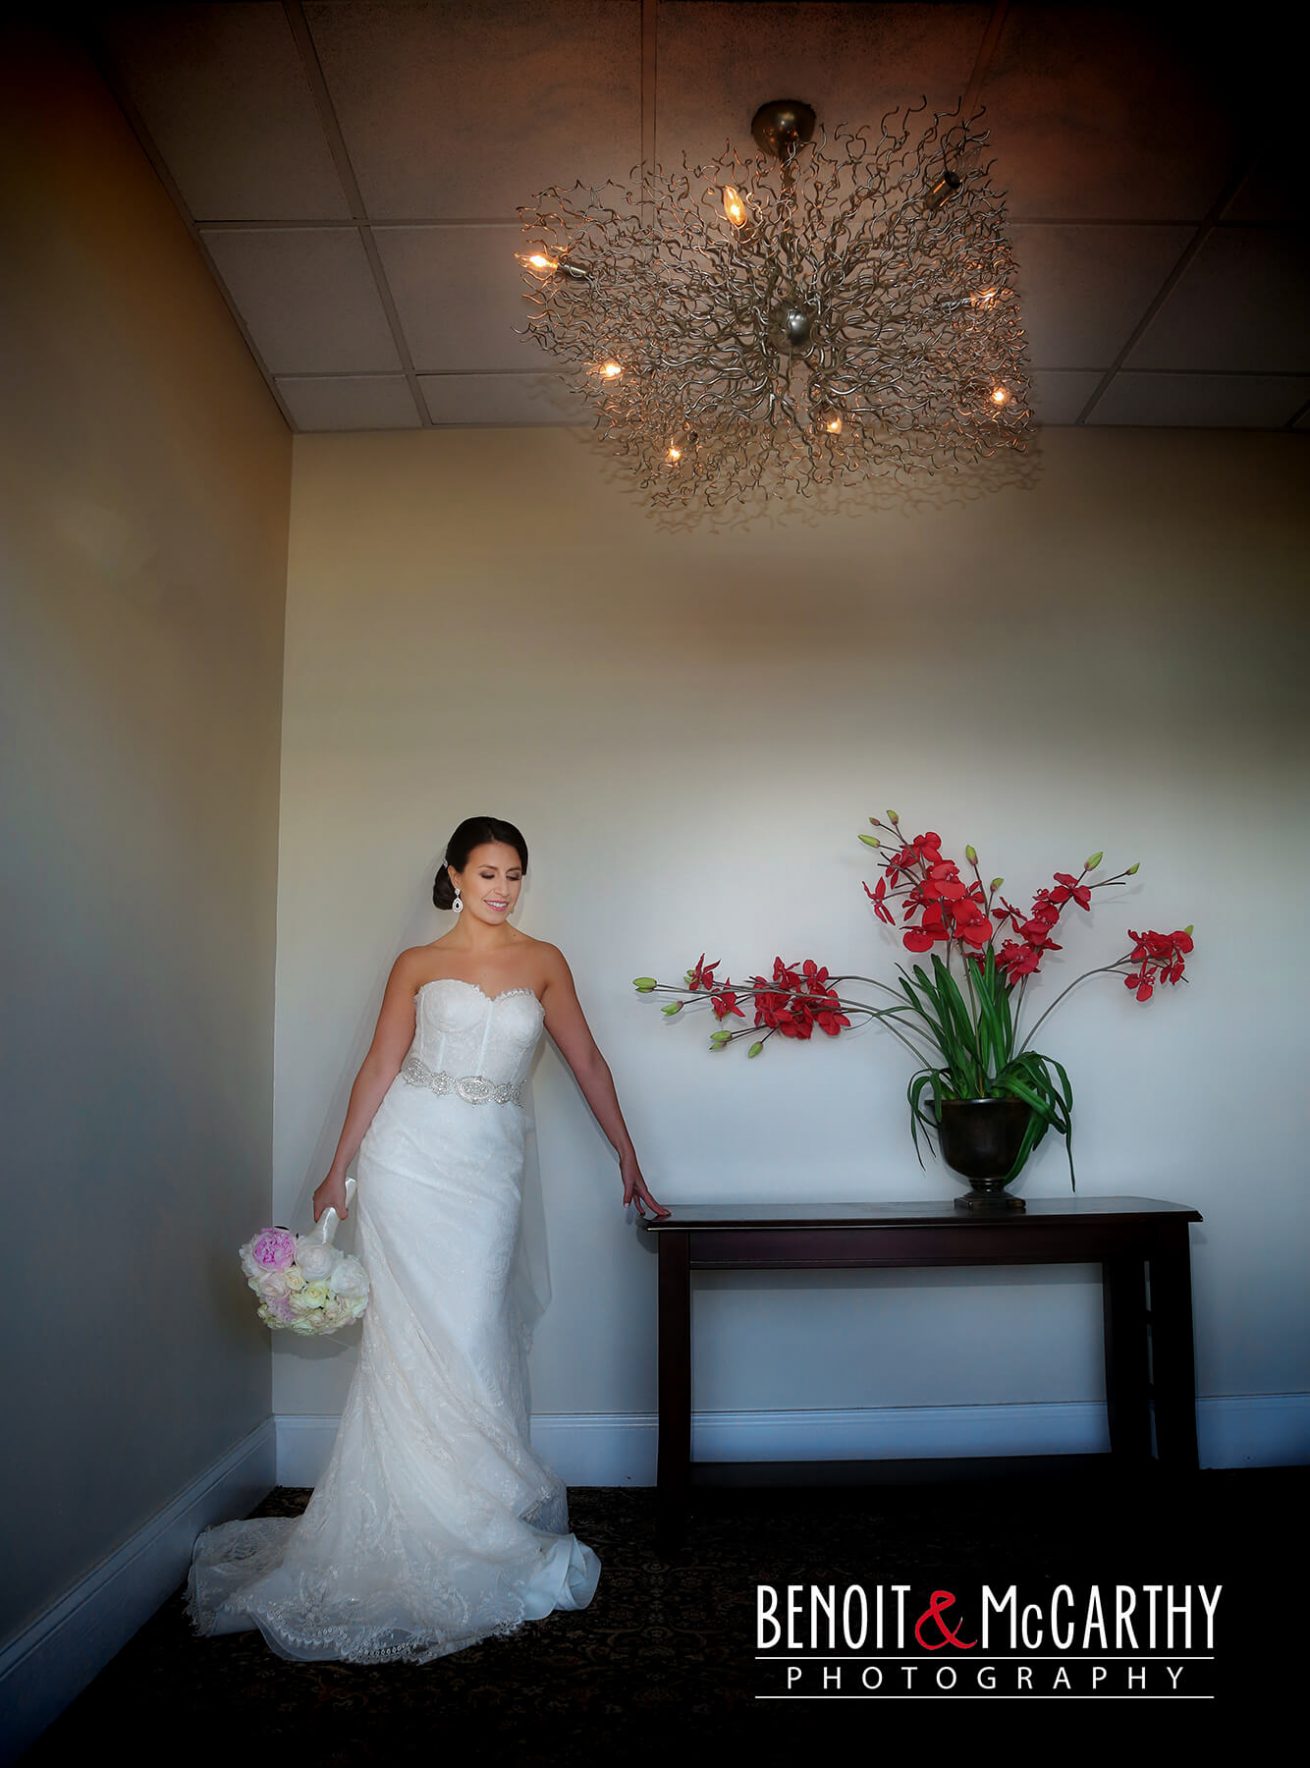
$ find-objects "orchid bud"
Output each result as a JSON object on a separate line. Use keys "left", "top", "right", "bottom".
{"left": 661, "top": 1001, "right": 682, "bottom": 1015}
{"left": 1184, "top": 923, "right": 1193, "bottom": 935}
{"left": 965, "top": 844, "right": 978, "bottom": 865}
{"left": 990, "top": 878, "right": 1004, "bottom": 892}
{"left": 887, "top": 809, "right": 900, "bottom": 825}
{"left": 1085, "top": 851, "right": 1103, "bottom": 870}
{"left": 1126, "top": 862, "right": 1140, "bottom": 875}
{"left": 633, "top": 977, "right": 657, "bottom": 991}
{"left": 709, "top": 1030, "right": 730, "bottom": 1048}
{"left": 858, "top": 833, "right": 880, "bottom": 848}
{"left": 748, "top": 1040, "right": 764, "bottom": 1057}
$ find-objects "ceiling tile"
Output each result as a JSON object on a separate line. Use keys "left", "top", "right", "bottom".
{"left": 1010, "top": 223, "right": 1192, "bottom": 368}
{"left": 1124, "top": 228, "right": 1310, "bottom": 373}
{"left": 977, "top": 5, "right": 1248, "bottom": 221}
{"left": 277, "top": 376, "right": 421, "bottom": 430}
{"left": 201, "top": 228, "right": 402, "bottom": 374}
{"left": 374, "top": 227, "right": 540, "bottom": 372}
{"left": 1222, "top": 138, "right": 1310, "bottom": 225}
{"left": 95, "top": 2, "right": 349, "bottom": 220}
{"left": 1086, "top": 372, "right": 1310, "bottom": 427}
{"left": 305, "top": 0, "right": 642, "bottom": 220}
{"left": 418, "top": 373, "right": 587, "bottom": 425}
{"left": 1026, "top": 370, "right": 1104, "bottom": 425}
{"left": 656, "top": 2, "right": 986, "bottom": 173}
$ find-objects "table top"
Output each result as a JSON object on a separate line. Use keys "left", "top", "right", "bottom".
{"left": 639, "top": 1196, "right": 1203, "bottom": 1231}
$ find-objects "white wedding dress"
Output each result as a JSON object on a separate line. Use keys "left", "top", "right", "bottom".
{"left": 185, "top": 978, "right": 601, "bottom": 1664}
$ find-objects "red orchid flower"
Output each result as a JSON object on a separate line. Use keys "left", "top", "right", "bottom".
{"left": 1018, "top": 916, "right": 1063, "bottom": 951}
{"left": 777, "top": 996, "right": 815, "bottom": 1039}
{"left": 688, "top": 953, "right": 718, "bottom": 991}
{"left": 710, "top": 989, "right": 746, "bottom": 1021}
{"left": 864, "top": 876, "right": 895, "bottom": 924}
{"left": 812, "top": 982, "right": 852, "bottom": 1037}
{"left": 752, "top": 982, "right": 789, "bottom": 1029}
{"left": 903, "top": 900, "right": 950, "bottom": 952}
{"left": 886, "top": 831, "right": 944, "bottom": 880}
{"left": 922, "top": 860, "right": 968, "bottom": 902}
{"left": 996, "top": 939, "right": 1043, "bottom": 982}
{"left": 772, "top": 955, "right": 803, "bottom": 991}
{"left": 1124, "top": 928, "right": 1194, "bottom": 1002}
{"left": 949, "top": 895, "right": 994, "bottom": 948}
{"left": 1050, "top": 871, "right": 1092, "bottom": 911}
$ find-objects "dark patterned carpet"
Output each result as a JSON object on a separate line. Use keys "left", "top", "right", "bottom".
{"left": 23, "top": 1460, "right": 1299, "bottom": 1756}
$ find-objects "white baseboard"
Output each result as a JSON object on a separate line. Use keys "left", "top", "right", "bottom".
{"left": 0, "top": 1419, "right": 274, "bottom": 1766}
{"left": 276, "top": 1391, "right": 1310, "bottom": 1487}
{"left": 5, "top": 1396, "right": 1305, "bottom": 1762}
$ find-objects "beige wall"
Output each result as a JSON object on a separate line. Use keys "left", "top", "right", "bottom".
{"left": 0, "top": 27, "right": 290, "bottom": 1644}
{"left": 277, "top": 423, "right": 1308, "bottom": 1424}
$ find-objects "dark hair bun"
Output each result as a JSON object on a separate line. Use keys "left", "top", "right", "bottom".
{"left": 432, "top": 817, "right": 529, "bottom": 913}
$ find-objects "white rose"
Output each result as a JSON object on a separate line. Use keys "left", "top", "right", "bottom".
{"left": 284, "top": 1268, "right": 306, "bottom": 1292}
{"left": 295, "top": 1240, "right": 336, "bottom": 1281}
{"left": 328, "top": 1257, "right": 369, "bottom": 1299}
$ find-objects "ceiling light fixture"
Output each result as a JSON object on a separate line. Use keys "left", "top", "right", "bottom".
{"left": 517, "top": 96, "right": 1033, "bottom": 508}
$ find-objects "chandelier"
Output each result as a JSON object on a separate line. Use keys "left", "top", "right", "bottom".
{"left": 516, "top": 98, "right": 1032, "bottom": 508}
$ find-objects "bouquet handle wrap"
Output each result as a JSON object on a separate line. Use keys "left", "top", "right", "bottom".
{"left": 308, "top": 1175, "right": 356, "bottom": 1247}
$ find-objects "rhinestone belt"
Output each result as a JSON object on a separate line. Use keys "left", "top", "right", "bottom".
{"left": 399, "top": 1052, "right": 525, "bottom": 1107}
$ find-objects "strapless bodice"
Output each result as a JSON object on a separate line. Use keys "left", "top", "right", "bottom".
{"left": 403, "top": 978, "right": 545, "bottom": 1091}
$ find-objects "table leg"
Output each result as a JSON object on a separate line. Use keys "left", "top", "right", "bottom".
{"left": 1102, "top": 1254, "right": 1151, "bottom": 1462}
{"left": 1148, "top": 1227, "right": 1200, "bottom": 1470}
{"left": 656, "top": 1231, "right": 691, "bottom": 1550}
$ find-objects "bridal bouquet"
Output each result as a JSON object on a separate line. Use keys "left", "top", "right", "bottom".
{"left": 633, "top": 810, "right": 1196, "bottom": 1189}
{"left": 239, "top": 1177, "right": 370, "bottom": 1334}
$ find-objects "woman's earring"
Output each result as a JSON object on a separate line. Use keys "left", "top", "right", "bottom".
{"left": 451, "top": 880, "right": 462, "bottom": 913}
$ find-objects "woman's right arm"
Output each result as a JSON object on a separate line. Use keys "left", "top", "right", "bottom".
{"left": 313, "top": 952, "right": 421, "bottom": 1221}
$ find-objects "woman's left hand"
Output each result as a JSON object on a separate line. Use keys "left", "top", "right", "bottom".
{"left": 620, "top": 1154, "right": 671, "bottom": 1219}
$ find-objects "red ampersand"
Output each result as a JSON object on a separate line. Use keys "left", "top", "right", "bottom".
{"left": 914, "top": 1589, "right": 977, "bottom": 1651}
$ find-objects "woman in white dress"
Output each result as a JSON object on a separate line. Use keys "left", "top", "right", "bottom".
{"left": 186, "top": 815, "right": 668, "bottom": 1664}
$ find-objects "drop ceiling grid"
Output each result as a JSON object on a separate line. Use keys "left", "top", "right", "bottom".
{"left": 87, "top": 1, "right": 1307, "bottom": 434}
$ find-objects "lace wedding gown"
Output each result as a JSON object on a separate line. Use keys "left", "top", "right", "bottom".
{"left": 186, "top": 978, "right": 601, "bottom": 1664}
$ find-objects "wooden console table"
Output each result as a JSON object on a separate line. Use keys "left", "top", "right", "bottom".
{"left": 641, "top": 1196, "right": 1202, "bottom": 1544}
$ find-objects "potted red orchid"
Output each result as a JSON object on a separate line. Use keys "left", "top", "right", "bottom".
{"left": 633, "top": 811, "right": 1195, "bottom": 1209}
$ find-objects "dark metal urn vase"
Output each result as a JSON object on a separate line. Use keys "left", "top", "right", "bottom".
{"left": 935, "top": 1098, "right": 1036, "bottom": 1211}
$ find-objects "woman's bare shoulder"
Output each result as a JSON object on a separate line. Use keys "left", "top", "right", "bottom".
{"left": 529, "top": 939, "right": 574, "bottom": 984}
{"left": 395, "top": 939, "right": 446, "bottom": 979}
{"left": 515, "top": 932, "right": 563, "bottom": 959}
{"left": 399, "top": 938, "right": 446, "bottom": 960}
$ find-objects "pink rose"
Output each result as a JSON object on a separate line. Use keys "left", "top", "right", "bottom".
{"left": 251, "top": 1227, "right": 297, "bottom": 1271}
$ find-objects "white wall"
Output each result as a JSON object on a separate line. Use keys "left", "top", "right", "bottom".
{"left": 0, "top": 26, "right": 290, "bottom": 1646}
{"left": 274, "top": 424, "right": 1309, "bottom": 1442}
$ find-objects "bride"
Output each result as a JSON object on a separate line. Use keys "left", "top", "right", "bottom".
{"left": 186, "top": 814, "right": 669, "bottom": 1663}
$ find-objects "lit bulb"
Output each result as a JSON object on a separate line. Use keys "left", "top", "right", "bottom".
{"left": 519, "top": 249, "right": 559, "bottom": 273}
{"left": 823, "top": 413, "right": 843, "bottom": 435}
{"left": 971, "top": 286, "right": 998, "bottom": 308}
{"left": 925, "top": 168, "right": 962, "bottom": 210}
{"left": 723, "top": 185, "right": 748, "bottom": 228}
{"left": 666, "top": 443, "right": 683, "bottom": 463}
{"left": 599, "top": 360, "right": 623, "bottom": 380}
{"left": 990, "top": 385, "right": 1012, "bottom": 407}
